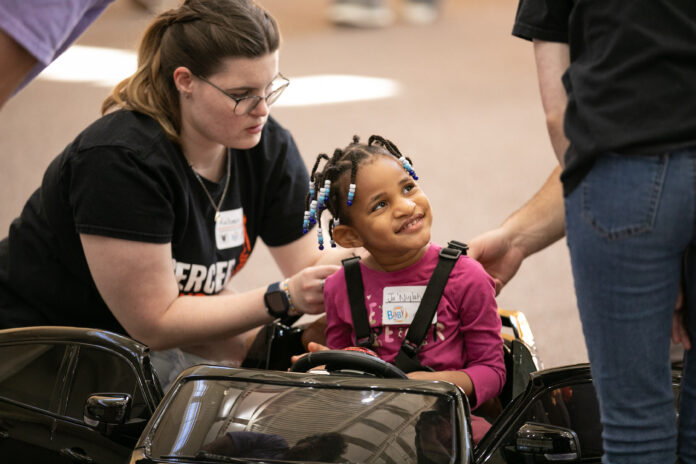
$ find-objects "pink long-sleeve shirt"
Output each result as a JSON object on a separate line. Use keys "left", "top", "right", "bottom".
{"left": 324, "top": 243, "right": 505, "bottom": 407}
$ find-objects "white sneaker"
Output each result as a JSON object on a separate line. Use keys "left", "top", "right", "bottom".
{"left": 402, "top": 0, "right": 440, "bottom": 25}
{"left": 329, "top": 0, "right": 395, "bottom": 28}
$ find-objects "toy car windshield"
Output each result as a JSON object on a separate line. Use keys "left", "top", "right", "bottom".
{"left": 146, "top": 376, "right": 460, "bottom": 463}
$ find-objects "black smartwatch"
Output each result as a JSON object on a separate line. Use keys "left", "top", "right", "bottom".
{"left": 264, "top": 281, "right": 289, "bottom": 318}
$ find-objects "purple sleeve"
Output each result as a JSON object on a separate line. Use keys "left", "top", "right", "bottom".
{"left": 456, "top": 259, "right": 506, "bottom": 407}
{"left": 0, "top": 0, "right": 114, "bottom": 92}
{"left": 323, "top": 270, "right": 354, "bottom": 350}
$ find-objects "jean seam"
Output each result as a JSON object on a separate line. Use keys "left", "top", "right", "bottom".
{"left": 581, "top": 155, "right": 669, "bottom": 240}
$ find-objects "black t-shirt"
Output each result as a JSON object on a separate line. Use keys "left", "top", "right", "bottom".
{"left": 0, "top": 110, "right": 309, "bottom": 333}
{"left": 513, "top": 0, "right": 696, "bottom": 194}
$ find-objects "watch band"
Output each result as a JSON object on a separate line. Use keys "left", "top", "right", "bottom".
{"left": 280, "top": 278, "right": 298, "bottom": 316}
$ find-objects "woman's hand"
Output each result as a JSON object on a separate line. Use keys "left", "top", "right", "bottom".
{"left": 287, "top": 265, "right": 340, "bottom": 314}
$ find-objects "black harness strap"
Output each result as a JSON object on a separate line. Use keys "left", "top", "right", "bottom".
{"left": 342, "top": 241, "right": 468, "bottom": 373}
{"left": 342, "top": 256, "right": 375, "bottom": 348}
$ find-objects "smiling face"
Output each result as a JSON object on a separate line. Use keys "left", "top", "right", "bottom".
{"left": 333, "top": 154, "right": 432, "bottom": 270}
{"left": 177, "top": 51, "right": 280, "bottom": 152}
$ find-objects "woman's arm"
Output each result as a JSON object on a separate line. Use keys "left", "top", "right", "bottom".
{"left": 82, "top": 234, "right": 294, "bottom": 351}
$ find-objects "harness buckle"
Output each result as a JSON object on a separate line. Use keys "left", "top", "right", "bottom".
{"left": 401, "top": 339, "right": 420, "bottom": 357}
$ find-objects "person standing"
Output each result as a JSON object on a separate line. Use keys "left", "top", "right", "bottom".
{"left": 469, "top": 1, "right": 696, "bottom": 462}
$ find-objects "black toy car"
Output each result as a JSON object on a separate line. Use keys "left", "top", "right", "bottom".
{"left": 0, "top": 315, "right": 682, "bottom": 463}
{"left": 0, "top": 326, "right": 163, "bottom": 463}
{"left": 130, "top": 354, "right": 681, "bottom": 464}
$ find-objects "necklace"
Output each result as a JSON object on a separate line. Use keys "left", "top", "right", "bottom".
{"left": 191, "top": 151, "right": 231, "bottom": 223}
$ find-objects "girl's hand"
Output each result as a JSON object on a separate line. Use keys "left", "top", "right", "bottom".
{"left": 286, "top": 265, "right": 339, "bottom": 314}
{"left": 290, "top": 341, "right": 329, "bottom": 366}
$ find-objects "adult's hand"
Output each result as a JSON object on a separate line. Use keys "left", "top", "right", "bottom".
{"left": 469, "top": 166, "right": 566, "bottom": 294}
{"left": 468, "top": 228, "right": 525, "bottom": 295}
{"left": 672, "top": 289, "right": 691, "bottom": 350}
{"left": 286, "top": 265, "right": 340, "bottom": 314}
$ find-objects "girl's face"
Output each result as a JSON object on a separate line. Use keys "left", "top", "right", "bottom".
{"left": 179, "top": 51, "right": 280, "bottom": 151}
{"left": 335, "top": 154, "right": 432, "bottom": 267}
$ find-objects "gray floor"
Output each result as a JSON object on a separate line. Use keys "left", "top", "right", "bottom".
{"left": 0, "top": 0, "right": 586, "bottom": 368}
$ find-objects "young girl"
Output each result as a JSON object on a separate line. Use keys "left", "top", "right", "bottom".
{"left": 303, "top": 135, "right": 505, "bottom": 440}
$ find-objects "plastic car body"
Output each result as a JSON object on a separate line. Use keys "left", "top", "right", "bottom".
{"left": 130, "top": 361, "right": 682, "bottom": 464}
{"left": 0, "top": 326, "right": 163, "bottom": 463}
{"left": 0, "top": 316, "right": 683, "bottom": 463}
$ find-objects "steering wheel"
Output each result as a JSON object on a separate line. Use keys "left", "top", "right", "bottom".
{"left": 289, "top": 350, "right": 409, "bottom": 379}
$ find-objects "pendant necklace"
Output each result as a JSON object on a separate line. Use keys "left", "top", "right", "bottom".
{"left": 191, "top": 150, "right": 231, "bottom": 223}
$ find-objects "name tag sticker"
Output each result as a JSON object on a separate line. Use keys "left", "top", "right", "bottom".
{"left": 215, "top": 208, "right": 245, "bottom": 249}
{"left": 382, "top": 285, "right": 435, "bottom": 325}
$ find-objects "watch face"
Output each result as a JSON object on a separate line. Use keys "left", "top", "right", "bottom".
{"left": 266, "top": 291, "right": 287, "bottom": 314}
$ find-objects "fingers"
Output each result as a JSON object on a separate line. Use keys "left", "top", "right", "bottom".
{"left": 307, "top": 341, "right": 329, "bottom": 352}
{"left": 290, "top": 352, "right": 306, "bottom": 364}
{"left": 310, "top": 264, "right": 341, "bottom": 278}
{"left": 287, "top": 265, "right": 340, "bottom": 315}
{"left": 675, "top": 287, "right": 684, "bottom": 310}
{"left": 493, "top": 278, "right": 503, "bottom": 296}
{"left": 671, "top": 307, "right": 692, "bottom": 350}
{"left": 289, "top": 342, "right": 329, "bottom": 366}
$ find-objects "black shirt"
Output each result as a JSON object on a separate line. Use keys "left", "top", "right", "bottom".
{"left": 513, "top": 0, "right": 696, "bottom": 194}
{"left": 0, "top": 110, "right": 309, "bottom": 333}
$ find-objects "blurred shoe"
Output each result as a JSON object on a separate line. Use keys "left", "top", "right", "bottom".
{"left": 328, "top": 0, "right": 395, "bottom": 28}
{"left": 402, "top": 0, "right": 440, "bottom": 25}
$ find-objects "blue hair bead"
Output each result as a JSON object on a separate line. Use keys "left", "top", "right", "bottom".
{"left": 318, "top": 187, "right": 326, "bottom": 209}
{"left": 309, "top": 200, "right": 318, "bottom": 225}
{"left": 309, "top": 180, "right": 315, "bottom": 198}
{"left": 347, "top": 183, "right": 356, "bottom": 206}
{"left": 324, "top": 180, "right": 331, "bottom": 201}
{"left": 399, "top": 156, "right": 418, "bottom": 180}
{"left": 302, "top": 211, "right": 310, "bottom": 234}
{"left": 317, "top": 227, "right": 324, "bottom": 250}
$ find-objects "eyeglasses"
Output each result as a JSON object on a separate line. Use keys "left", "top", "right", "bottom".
{"left": 195, "top": 73, "right": 290, "bottom": 116}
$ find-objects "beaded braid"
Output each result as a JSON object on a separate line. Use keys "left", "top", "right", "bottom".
{"left": 303, "top": 154, "right": 329, "bottom": 233}
{"left": 369, "top": 135, "right": 418, "bottom": 180}
{"left": 303, "top": 135, "right": 419, "bottom": 250}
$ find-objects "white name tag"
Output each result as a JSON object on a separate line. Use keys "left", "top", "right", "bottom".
{"left": 382, "top": 285, "right": 435, "bottom": 325}
{"left": 215, "top": 208, "right": 245, "bottom": 250}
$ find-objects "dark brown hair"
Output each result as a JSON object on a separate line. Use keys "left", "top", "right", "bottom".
{"left": 102, "top": 0, "right": 280, "bottom": 142}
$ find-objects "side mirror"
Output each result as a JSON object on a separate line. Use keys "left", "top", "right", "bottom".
{"left": 84, "top": 393, "right": 132, "bottom": 433}
{"left": 513, "top": 422, "right": 580, "bottom": 462}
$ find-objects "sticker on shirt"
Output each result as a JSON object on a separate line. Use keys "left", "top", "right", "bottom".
{"left": 382, "top": 285, "right": 435, "bottom": 325}
{"left": 215, "top": 208, "right": 245, "bottom": 250}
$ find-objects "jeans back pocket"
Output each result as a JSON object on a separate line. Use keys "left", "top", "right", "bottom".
{"left": 581, "top": 154, "right": 668, "bottom": 240}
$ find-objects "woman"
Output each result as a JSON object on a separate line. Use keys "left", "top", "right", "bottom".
{"left": 0, "top": 0, "right": 348, "bottom": 386}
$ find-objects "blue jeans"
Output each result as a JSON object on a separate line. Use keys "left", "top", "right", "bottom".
{"left": 565, "top": 149, "right": 696, "bottom": 464}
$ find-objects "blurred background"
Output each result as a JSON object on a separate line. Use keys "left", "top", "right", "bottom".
{"left": 0, "top": 0, "right": 584, "bottom": 368}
